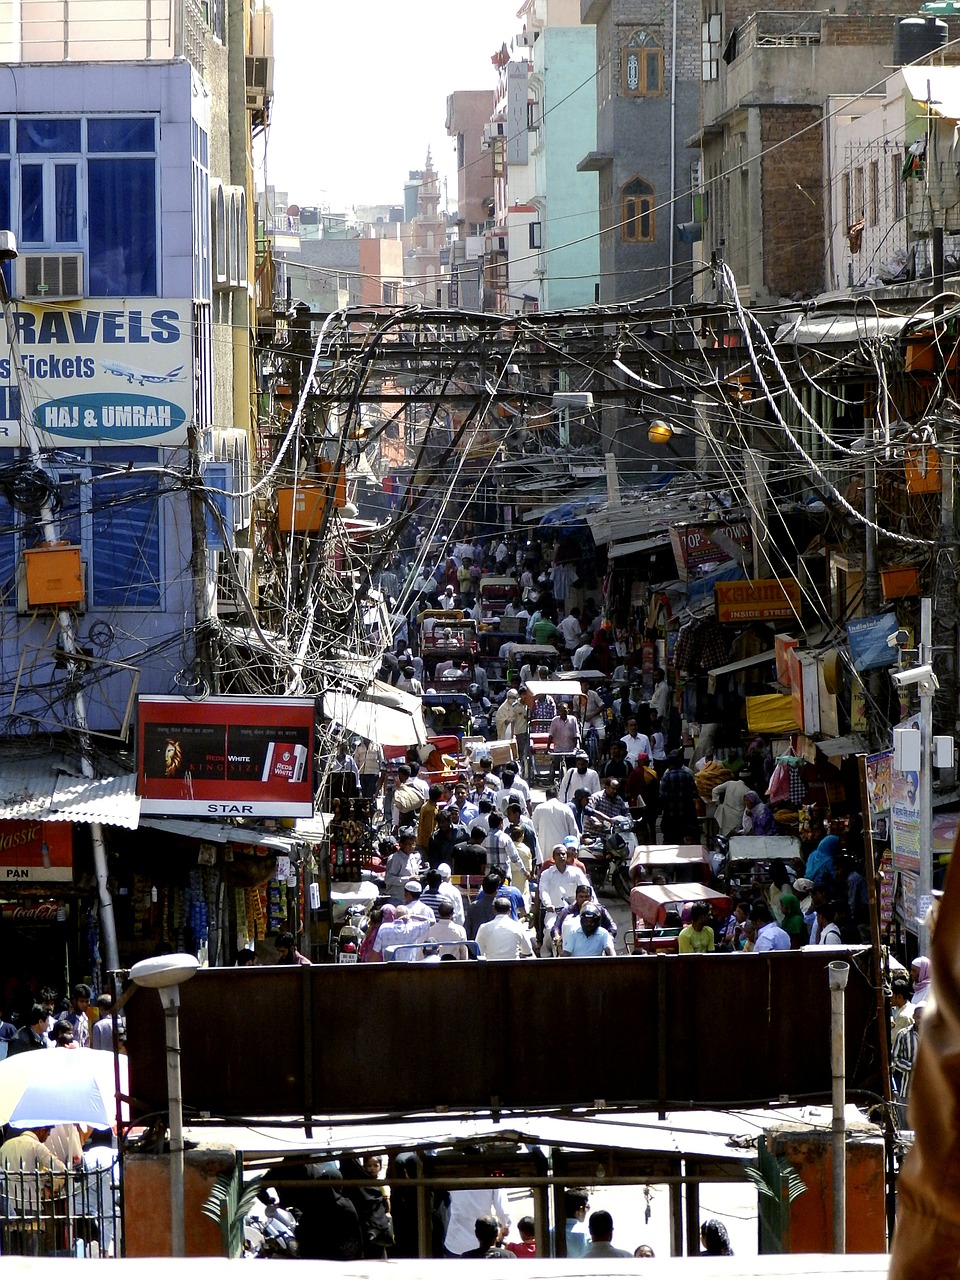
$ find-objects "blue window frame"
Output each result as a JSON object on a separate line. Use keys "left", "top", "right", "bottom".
{"left": 88, "top": 157, "right": 157, "bottom": 296}
{"left": 5, "top": 115, "right": 158, "bottom": 296}
{"left": 91, "top": 473, "right": 161, "bottom": 608}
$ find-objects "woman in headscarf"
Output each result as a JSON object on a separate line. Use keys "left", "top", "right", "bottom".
{"left": 767, "top": 858, "right": 794, "bottom": 922}
{"left": 359, "top": 904, "right": 396, "bottom": 963}
{"left": 779, "top": 892, "right": 808, "bottom": 949}
{"left": 911, "top": 955, "right": 932, "bottom": 1004}
{"left": 741, "top": 792, "right": 777, "bottom": 836}
{"left": 805, "top": 833, "right": 840, "bottom": 886}
{"left": 700, "top": 1219, "right": 733, "bottom": 1255}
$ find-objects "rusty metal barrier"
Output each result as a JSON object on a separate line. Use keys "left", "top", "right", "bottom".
{"left": 126, "top": 949, "right": 880, "bottom": 1121}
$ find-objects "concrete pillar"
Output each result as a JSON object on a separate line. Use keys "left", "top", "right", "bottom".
{"left": 124, "top": 1144, "right": 238, "bottom": 1257}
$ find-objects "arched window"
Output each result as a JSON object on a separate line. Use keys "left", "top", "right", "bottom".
{"left": 622, "top": 177, "right": 655, "bottom": 242}
{"left": 622, "top": 30, "right": 663, "bottom": 96}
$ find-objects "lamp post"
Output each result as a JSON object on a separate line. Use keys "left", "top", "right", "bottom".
{"left": 130, "top": 953, "right": 200, "bottom": 1257}
{"left": 828, "top": 959, "right": 849, "bottom": 1254}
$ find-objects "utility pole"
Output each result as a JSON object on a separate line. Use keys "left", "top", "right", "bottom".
{"left": 919, "top": 596, "right": 934, "bottom": 954}
{"left": 0, "top": 243, "right": 119, "bottom": 973}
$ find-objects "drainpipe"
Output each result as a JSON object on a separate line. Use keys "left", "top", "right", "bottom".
{"left": 829, "top": 960, "right": 849, "bottom": 1253}
{"left": 668, "top": 0, "right": 679, "bottom": 304}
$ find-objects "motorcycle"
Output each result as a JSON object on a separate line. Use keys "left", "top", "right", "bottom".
{"left": 334, "top": 903, "right": 369, "bottom": 963}
{"left": 579, "top": 814, "right": 637, "bottom": 902}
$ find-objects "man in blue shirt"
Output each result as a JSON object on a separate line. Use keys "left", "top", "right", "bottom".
{"left": 562, "top": 903, "right": 615, "bottom": 956}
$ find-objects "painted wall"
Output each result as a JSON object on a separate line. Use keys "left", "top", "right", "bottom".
{"left": 536, "top": 24, "right": 600, "bottom": 309}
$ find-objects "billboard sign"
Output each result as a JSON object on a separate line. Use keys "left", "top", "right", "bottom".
{"left": 137, "top": 695, "right": 315, "bottom": 817}
{"left": 0, "top": 821, "right": 72, "bottom": 882}
{"left": 0, "top": 301, "right": 192, "bottom": 447}
{"left": 714, "top": 577, "right": 801, "bottom": 623}
{"left": 670, "top": 520, "right": 752, "bottom": 581}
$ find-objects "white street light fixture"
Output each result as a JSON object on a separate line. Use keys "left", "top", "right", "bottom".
{"left": 130, "top": 953, "right": 200, "bottom": 1257}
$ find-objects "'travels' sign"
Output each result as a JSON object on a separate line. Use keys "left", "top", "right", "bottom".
{"left": 715, "top": 577, "right": 801, "bottom": 623}
{"left": 0, "top": 301, "right": 192, "bottom": 447}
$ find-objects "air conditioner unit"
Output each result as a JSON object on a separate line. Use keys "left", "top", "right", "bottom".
{"left": 215, "top": 547, "right": 256, "bottom": 616}
{"left": 483, "top": 121, "right": 506, "bottom": 142}
{"left": 245, "top": 55, "right": 274, "bottom": 110}
{"left": 515, "top": 30, "right": 534, "bottom": 45}
{"left": 15, "top": 253, "right": 83, "bottom": 301}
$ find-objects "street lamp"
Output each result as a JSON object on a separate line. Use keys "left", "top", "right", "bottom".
{"left": 130, "top": 953, "right": 200, "bottom": 1257}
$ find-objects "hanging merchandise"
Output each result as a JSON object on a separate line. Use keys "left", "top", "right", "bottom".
{"left": 267, "top": 878, "right": 287, "bottom": 932}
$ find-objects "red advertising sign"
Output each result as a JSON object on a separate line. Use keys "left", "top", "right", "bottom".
{"left": 0, "top": 821, "right": 72, "bottom": 883}
{"left": 137, "top": 695, "right": 315, "bottom": 817}
{"left": 1, "top": 902, "right": 69, "bottom": 922}
{"left": 670, "top": 521, "right": 752, "bottom": 582}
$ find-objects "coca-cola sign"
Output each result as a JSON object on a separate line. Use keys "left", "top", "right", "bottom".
{"left": 0, "top": 902, "right": 67, "bottom": 923}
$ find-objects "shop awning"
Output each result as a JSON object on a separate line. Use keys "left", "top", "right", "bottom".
{"left": 708, "top": 649, "right": 777, "bottom": 677}
{"left": 322, "top": 680, "right": 427, "bottom": 746}
{"left": 816, "top": 734, "right": 870, "bottom": 759}
{"left": 607, "top": 535, "right": 671, "bottom": 560}
{"left": 138, "top": 817, "right": 298, "bottom": 852}
{"left": 0, "top": 760, "right": 140, "bottom": 829}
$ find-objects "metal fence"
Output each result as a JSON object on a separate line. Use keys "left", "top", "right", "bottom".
{"left": 0, "top": 1163, "right": 120, "bottom": 1258}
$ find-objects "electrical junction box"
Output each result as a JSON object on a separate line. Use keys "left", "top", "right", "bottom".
{"left": 20, "top": 544, "right": 85, "bottom": 608}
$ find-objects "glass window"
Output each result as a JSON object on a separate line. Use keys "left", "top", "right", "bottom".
{"left": 91, "top": 474, "right": 161, "bottom": 608}
{"left": 17, "top": 118, "right": 81, "bottom": 153}
{"left": 21, "top": 164, "right": 43, "bottom": 242}
{"left": 0, "top": 493, "right": 15, "bottom": 602}
{"left": 621, "top": 177, "right": 656, "bottom": 242}
{"left": 87, "top": 157, "right": 157, "bottom": 296}
{"left": 87, "top": 118, "right": 155, "bottom": 154}
{"left": 621, "top": 31, "right": 664, "bottom": 97}
{"left": 0, "top": 121, "right": 10, "bottom": 154}
{"left": 55, "top": 164, "right": 77, "bottom": 242}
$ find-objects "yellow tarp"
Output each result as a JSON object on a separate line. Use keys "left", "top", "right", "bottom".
{"left": 745, "top": 693, "right": 800, "bottom": 734}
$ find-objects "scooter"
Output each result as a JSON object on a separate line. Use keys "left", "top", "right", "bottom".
{"left": 579, "top": 814, "right": 637, "bottom": 903}
{"left": 335, "top": 904, "right": 368, "bottom": 963}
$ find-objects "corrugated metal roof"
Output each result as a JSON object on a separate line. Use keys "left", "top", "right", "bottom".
{"left": 0, "top": 757, "right": 140, "bottom": 828}
{"left": 139, "top": 816, "right": 296, "bottom": 850}
{"left": 49, "top": 772, "right": 140, "bottom": 829}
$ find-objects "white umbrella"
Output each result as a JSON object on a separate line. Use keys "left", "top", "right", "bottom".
{"left": 0, "top": 1049, "right": 128, "bottom": 1129}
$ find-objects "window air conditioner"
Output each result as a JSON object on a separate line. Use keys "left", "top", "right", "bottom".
{"left": 215, "top": 547, "right": 256, "bottom": 616}
{"left": 15, "top": 253, "right": 83, "bottom": 301}
{"left": 245, "top": 55, "right": 274, "bottom": 110}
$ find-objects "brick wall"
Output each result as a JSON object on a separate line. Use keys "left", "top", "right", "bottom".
{"left": 760, "top": 105, "right": 825, "bottom": 299}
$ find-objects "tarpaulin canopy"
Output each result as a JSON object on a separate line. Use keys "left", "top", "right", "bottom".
{"left": 745, "top": 692, "right": 800, "bottom": 734}
{"left": 322, "top": 681, "right": 427, "bottom": 746}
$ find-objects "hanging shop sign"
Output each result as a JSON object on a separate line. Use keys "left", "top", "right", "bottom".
{"left": 670, "top": 521, "right": 752, "bottom": 582}
{"left": 0, "top": 821, "right": 72, "bottom": 882}
{"left": 0, "top": 301, "right": 192, "bottom": 447}
{"left": 137, "top": 695, "right": 315, "bottom": 818}
{"left": 846, "top": 611, "right": 899, "bottom": 673}
{"left": 714, "top": 577, "right": 800, "bottom": 623}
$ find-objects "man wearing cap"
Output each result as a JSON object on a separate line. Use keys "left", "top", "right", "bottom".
{"left": 558, "top": 751, "right": 599, "bottom": 806}
{"left": 376, "top": 905, "right": 434, "bottom": 962}
{"left": 531, "top": 787, "right": 580, "bottom": 855}
{"left": 476, "top": 897, "right": 536, "bottom": 960}
{"left": 435, "top": 862, "right": 466, "bottom": 926}
{"left": 403, "top": 879, "right": 436, "bottom": 926}
{"left": 562, "top": 903, "right": 615, "bottom": 957}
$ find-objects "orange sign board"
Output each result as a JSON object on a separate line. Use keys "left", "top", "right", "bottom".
{"left": 715, "top": 578, "right": 801, "bottom": 623}
{"left": 0, "top": 821, "right": 72, "bottom": 882}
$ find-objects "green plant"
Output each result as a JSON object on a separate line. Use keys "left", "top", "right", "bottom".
{"left": 747, "top": 1137, "right": 807, "bottom": 1254}
{"left": 201, "top": 1153, "right": 265, "bottom": 1258}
